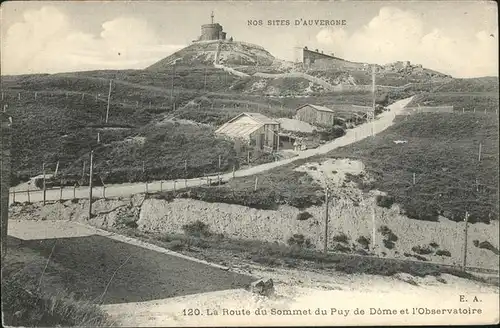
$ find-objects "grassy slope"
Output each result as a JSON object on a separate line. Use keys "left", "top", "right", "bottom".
{"left": 165, "top": 112, "right": 499, "bottom": 225}
{"left": 1, "top": 69, "right": 285, "bottom": 183}
{"left": 2, "top": 245, "right": 113, "bottom": 327}
{"left": 2, "top": 68, "right": 386, "bottom": 184}
{"left": 407, "top": 77, "right": 499, "bottom": 112}
{"left": 332, "top": 112, "right": 499, "bottom": 223}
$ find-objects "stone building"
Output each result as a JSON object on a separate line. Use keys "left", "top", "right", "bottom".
{"left": 196, "top": 12, "right": 227, "bottom": 42}
{"left": 302, "top": 47, "right": 366, "bottom": 70}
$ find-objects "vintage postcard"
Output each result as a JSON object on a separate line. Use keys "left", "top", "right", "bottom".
{"left": 1, "top": 0, "right": 498, "bottom": 326}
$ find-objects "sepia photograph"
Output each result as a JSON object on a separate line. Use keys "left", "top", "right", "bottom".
{"left": 1, "top": 0, "right": 498, "bottom": 326}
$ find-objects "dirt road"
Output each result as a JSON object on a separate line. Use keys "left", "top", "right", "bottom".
{"left": 7, "top": 220, "right": 254, "bottom": 305}
{"left": 9, "top": 97, "right": 413, "bottom": 204}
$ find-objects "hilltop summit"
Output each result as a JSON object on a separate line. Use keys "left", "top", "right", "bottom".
{"left": 146, "top": 40, "right": 276, "bottom": 70}
{"left": 147, "top": 12, "right": 276, "bottom": 71}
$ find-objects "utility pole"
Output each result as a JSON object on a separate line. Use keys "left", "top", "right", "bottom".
{"left": 324, "top": 186, "right": 330, "bottom": 253}
{"left": 42, "top": 163, "right": 46, "bottom": 205}
{"left": 105, "top": 80, "right": 112, "bottom": 123}
{"left": 54, "top": 160, "right": 60, "bottom": 178}
{"left": 413, "top": 172, "right": 416, "bottom": 185}
{"left": 81, "top": 161, "right": 86, "bottom": 182}
{"left": 218, "top": 155, "right": 221, "bottom": 185}
{"left": 462, "top": 211, "right": 469, "bottom": 270}
{"left": 372, "top": 205, "right": 376, "bottom": 249}
{"left": 204, "top": 68, "right": 207, "bottom": 92}
{"left": 478, "top": 143, "right": 482, "bottom": 162}
{"left": 170, "top": 64, "right": 176, "bottom": 106}
{"left": 371, "top": 65, "right": 376, "bottom": 136}
{"left": 88, "top": 150, "right": 94, "bottom": 220}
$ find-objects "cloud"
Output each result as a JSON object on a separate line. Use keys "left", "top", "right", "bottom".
{"left": 2, "top": 6, "right": 184, "bottom": 74}
{"left": 316, "top": 7, "right": 498, "bottom": 77}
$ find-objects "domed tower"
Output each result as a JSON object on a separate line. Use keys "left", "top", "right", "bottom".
{"left": 199, "top": 12, "right": 227, "bottom": 41}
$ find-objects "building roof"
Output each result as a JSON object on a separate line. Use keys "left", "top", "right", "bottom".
{"left": 297, "top": 104, "right": 335, "bottom": 113}
{"left": 216, "top": 112, "right": 279, "bottom": 139}
{"left": 227, "top": 112, "right": 279, "bottom": 125}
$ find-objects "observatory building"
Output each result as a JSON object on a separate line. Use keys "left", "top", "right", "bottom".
{"left": 195, "top": 12, "right": 228, "bottom": 41}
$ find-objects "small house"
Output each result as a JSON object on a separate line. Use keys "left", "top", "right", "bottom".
{"left": 215, "top": 112, "right": 280, "bottom": 151}
{"left": 295, "top": 104, "right": 336, "bottom": 125}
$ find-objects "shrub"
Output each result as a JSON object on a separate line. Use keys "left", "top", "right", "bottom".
{"left": 167, "top": 240, "right": 185, "bottom": 251}
{"left": 429, "top": 242, "right": 439, "bottom": 248}
{"left": 376, "top": 195, "right": 395, "bottom": 209}
{"left": 478, "top": 241, "right": 500, "bottom": 255}
{"left": 287, "top": 234, "right": 313, "bottom": 248}
{"left": 356, "top": 236, "right": 370, "bottom": 249}
{"left": 435, "top": 249, "right": 451, "bottom": 257}
{"left": 378, "top": 225, "right": 398, "bottom": 242}
{"left": 332, "top": 233, "right": 349, "bottom": 244}
{"left": 182, "top": 220, "right": 212, "bottom": 238}
{"left": 252, "top": 255, "right": 279, "bottom": 266}
{"left": 412, "top": 245, "right": 433, "bottom": 255}
{"left": 355, "top": 249, "right": 369, "bottom": 256}
{"left": 473, "top": 240, "right": 480, "bottom": 247}
{"left": 412, "top": 254, "right": 428, "bottom": 261}
{"left": 383, "top": 240, "right": 395, "bottom": 249}
{"left": 296, "top": 211, "right": 313, "bottom": 221}
{"left": 331, "top": 243, "right": 351, "bottom": 253}
{"left": 116, "top": 215, "right": 138, "bottom": 229}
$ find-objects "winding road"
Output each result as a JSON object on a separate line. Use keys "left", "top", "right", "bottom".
{"left": 9, "top": 96, "right": 413, "bottom": 204}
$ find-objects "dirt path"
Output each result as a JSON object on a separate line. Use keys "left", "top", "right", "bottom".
{"left": 9, "top": 97, "right": 413, "bottom": 203}
{"left": 102, "top": 250, "right": 498, "bottom": 327}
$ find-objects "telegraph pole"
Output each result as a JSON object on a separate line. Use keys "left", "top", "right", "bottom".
{"left": 462, "top": 211, "right": 469, "bottom": 270}
{"left": 105, "top": 80, "right": 112, "bottom": 123}
{"left": 323, "top": 186, "right": 329, "bottom": 253}
{"left": 42, "top": 163, "right": 46, "bottom": 205}
{"left": 88, "top": 150, "right": 94, "bottom": 220}
{"left": 204, "top": 68, "right": 207, "bottom": 92}
{"left": 170, "top": 64, "right": 176, "bottom": 106}
{"left": 371, "top": 65, "right": 376, "bottom": 136}
{"left": 54, "top": 160, "right": 60, "bottom": 178}
{"left": 372, "top": 205, "right": 376, "bottom": 249}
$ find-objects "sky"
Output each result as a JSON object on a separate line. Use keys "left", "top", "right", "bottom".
{"left": 1, "top": 1, "right": 498, "bottom": 77}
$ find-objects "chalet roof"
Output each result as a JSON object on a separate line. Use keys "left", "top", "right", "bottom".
{"left": 297, "top": 104, "right": 335, "bottom": 113}
{"left": 227, "top": 112, "right": 279, "bottom": 125}
{"left": 215, "top": 112, "right": 279, "bottom": 139}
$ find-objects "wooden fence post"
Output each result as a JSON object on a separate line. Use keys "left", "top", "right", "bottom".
{"left": 184, "top": 159, "right": 188, "bottom": 188}
{"left": 73, "top": 183, "right": 77, "bottom": 199}
{"left": 103, "top": 185, "right": 106, "bottom": 199}
{"left": 27, "top": 188, "right": 30, "bottom": 203}
{"left": 42, "top": 163, "right": 46, "bottom": 205}
{"left": 254, "top": 176, "right": 258, "bottom": 191}
{"left": 160, "top": 181, "right": 163, "bottom": 192}
{"left": 59, "top": 180, "right": 63, "bottom": 200}
{"left": 12, "top": 191, "right": 15, "bottom": 203}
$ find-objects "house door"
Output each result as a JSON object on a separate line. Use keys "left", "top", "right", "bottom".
{"left": 259, "top": 134, "right": 265, "bottom": 150}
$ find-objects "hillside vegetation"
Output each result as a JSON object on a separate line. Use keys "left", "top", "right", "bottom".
{"left": 407, "top": 77, "right": 499, "bottom": 112}
{"left": 332, "top": 112, "right": 499, "bottom": 223}
{"left": 2, "top": 48, "right": 498, "bottom": 188}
